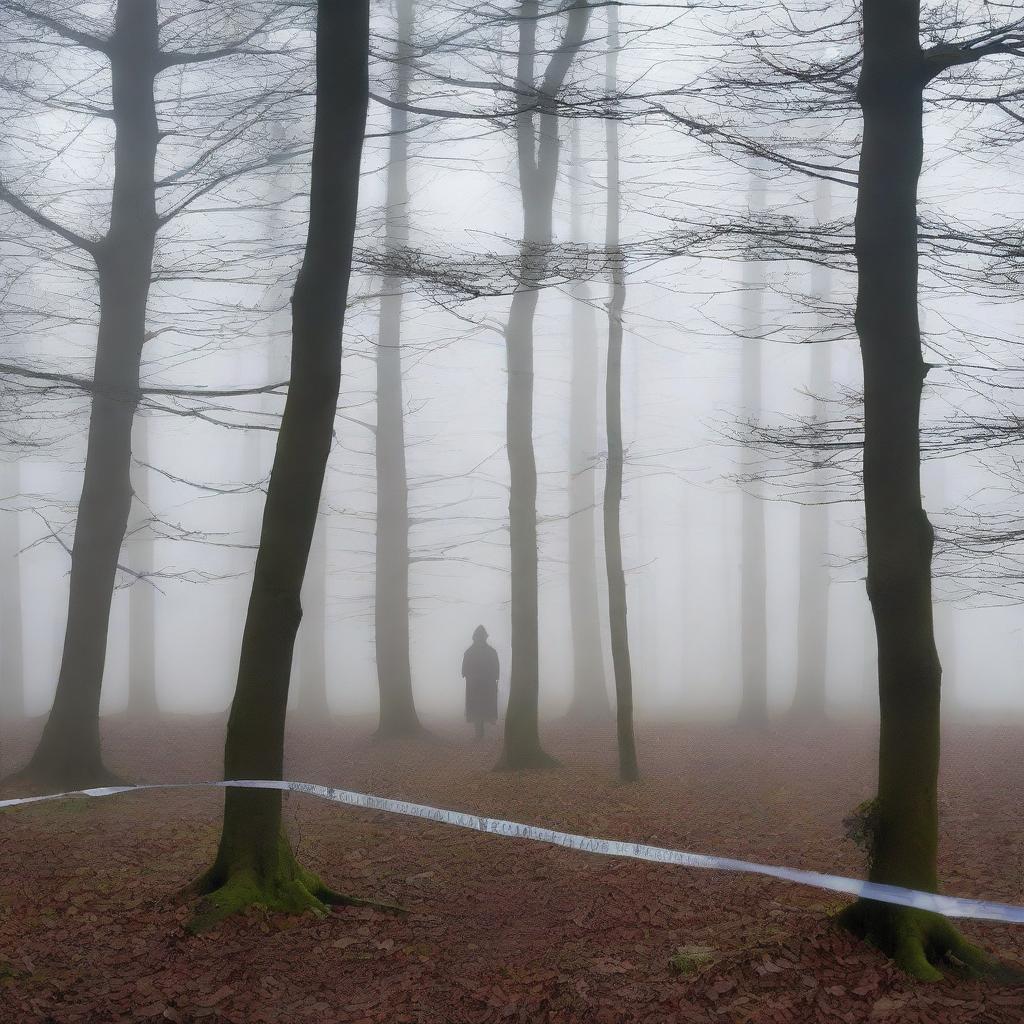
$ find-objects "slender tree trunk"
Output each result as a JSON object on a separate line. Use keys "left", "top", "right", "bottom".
{"left": 374, "top": 0, "right": 422, "bottom": 739}
{"left": 566, "top": 118, "right": 611, "bottom": 721}
{"left": 791, "top": 179, "right": 833, "bottom": 720}
{"left": 630, "top": 312, "right": 659, "bottom": 702}
{"left": 738, "top": 168, "right": 768, "bottom": 726}
{"left": 127, "top": 413, "right": 159, "bottom": 718}
{"left": 837, "top": 0, "right": 997, "bottom": 980}
{"left": 296, "top": 507, "right": 330, "bottom": 718}
{"left": 499, "top": 0, "right": 592, "bottom": 770}
{"left": 190, "top": 0, "right": 371, "bottom": 931}
{"left": 246, "top": 121, "right": 290, "bottom": 687}
{"left": 603, "top": 5, "right": 639, "bottom": 783}
{"left": 22, "top": 0, "right": 160, "bottom": 788}
{"left": 0, "top": 456, "right": 24, "bottom": 723}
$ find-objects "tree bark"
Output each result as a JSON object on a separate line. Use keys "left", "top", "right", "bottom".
{"left": 190, "top": 0, "right": 371, "bottom": 931}
{"left": 791, "top": 179, "right": 832, "bottom": 720}
{"left": 296, "top": 507, "right": 330, "bottom": 718}
{"left": 602, "top": 4, "right": 639, "bottom": 783}
{"left": 738, "top": 167, "right": 769, "bottom": 726}
{"left": 374, "top": 0, "right": 422, "bottom": 739}
{"left": 245, "top": 120, "right": 290, "bottom": 711}
{"left": 928, "top": 457, "right": 959, "bottom": 713}
{"left": 837, "top": 0, "right": 996, "bottom": 980}
{"left": 127, "top": 413, "right": 159, "bottom": 718}
{"left": 566, "top": 117, "right": 611, "bottom": 721}
{"left": 498, "top": 0, "right": 591, "bottom": 771}
{"left": 23, "top": 0, "right": 160, "bottom": 788}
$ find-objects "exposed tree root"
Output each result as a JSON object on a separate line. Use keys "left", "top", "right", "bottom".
{"left": 186, "top": 833, "right": 405, "bottom": 934}
{"left": 838, "top": 900, "right": 1023, "bottom": 983}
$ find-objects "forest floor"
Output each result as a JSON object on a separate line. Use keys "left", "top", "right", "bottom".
{"left": 0, "top": 715, "right": 1022, "bottom": 1023}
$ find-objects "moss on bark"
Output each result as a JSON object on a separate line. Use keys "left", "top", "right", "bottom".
{"left": 838, "top": 901, "right": 1018, "bottom": 982}
{"left": 187, "top": 830, "right": 404, "bottom": 934}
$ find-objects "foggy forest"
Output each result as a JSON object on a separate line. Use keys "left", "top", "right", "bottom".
{"left": 1, "top": 1, "right": 1024, "bottom": 1021}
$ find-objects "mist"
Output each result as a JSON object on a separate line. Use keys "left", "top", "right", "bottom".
{"left": 2, "top": 0, "right": 1024, "bottom": 1019}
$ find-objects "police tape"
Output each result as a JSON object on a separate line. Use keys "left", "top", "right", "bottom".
{"left": 2, "top": 778, "right": 1023, "bottom": 924}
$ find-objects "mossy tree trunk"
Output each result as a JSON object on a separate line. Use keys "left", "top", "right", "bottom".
{"left": 838, "top": 0, "right": 998, "bottom": 980}
{"left": 374, "top": 0, "right": 423, "bottom": 740}
{"left": 498, "top": 0, "right": 592, "bottom": 770}
{"left": 191, "top": 0, "right": 371, "bottom": 928}
{"left": 23, "top": 0, "right": 160, "bottom": 789}
{"left": 602, "top": 5, "right": 639, "bottom": 783}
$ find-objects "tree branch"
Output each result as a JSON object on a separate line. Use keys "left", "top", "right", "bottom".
{"left": 923, "top": 25, "right": 1024, "bottom": 81}
{"left": 0, "top": 1, "right": 110, "bottom": 54}
{"left": 0, "top": 183, "right": 98, "bottom": 255}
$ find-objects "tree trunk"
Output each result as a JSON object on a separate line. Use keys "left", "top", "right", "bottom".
{"left": 374, "top": 0, "right": 422, "bottom": 740}
{"left": 602, "top": 4, "right": 639, "bottom": 783}
{"left": 296, "top": 507, "right": 330, "bottom": 718}
{"left": 837, "top": 0, "right": 995, "bottom": 980}
{"left": 791, "top": 179, "right": 832, "bottom": 720}
{"left": 22, "top": 0, "right": 160, "bottom": 788}
{"left": 928, "top": 457, "right": 959, "bottom": 713}
{"left": 499, "top": 0, "right": 592, "bottom": 770}
{"left": 566, "top": 117, "right": 611, "bottom": 721}
{"left": 246, "top": 123, "right": 290, "bottom": 713}
{"left": 189, "top": 0, "right": 371, "bottom": 931}
{"left": 127, "top": 413, "right": 159, "bottom": 718}
{"left": 0, "top": 456, "right": 24, "bottom": 723}
{"left": 738, "top": 168, "right": 769, "bottom": 726}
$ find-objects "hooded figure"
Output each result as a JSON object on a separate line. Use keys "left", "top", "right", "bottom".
{"left": 462, "top": 625, "right": 499, "bottom": 739}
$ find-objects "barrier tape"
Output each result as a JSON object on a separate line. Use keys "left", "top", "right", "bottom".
{"left": 2, "top": 778, "right": 1023, "bottom": 924}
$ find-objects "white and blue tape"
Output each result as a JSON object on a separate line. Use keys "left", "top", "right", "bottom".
{"left": 2, "top": 778, "right": 1022, "bottom": 924}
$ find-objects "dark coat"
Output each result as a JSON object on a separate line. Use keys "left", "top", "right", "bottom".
{"left": 462, "top": 639, "right": 499, "bottom": 723}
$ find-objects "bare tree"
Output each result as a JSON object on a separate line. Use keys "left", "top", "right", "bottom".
{"left": 374, "top": 0, "right": 423, "bottom": 739}
{"left": 602, "top": 3, "right": 639, "bottom": 783}
{"left": 0, "top": 0, "right": 293, "bottom": 787}
{"left": 738, "top": 165, "right": 769, "bottom": 726}
{"left": 791, "top": 177, "right": 833, "bottom": 720}
{"left": 499, "top": 0, "right": 592, "bottom": 771}
{"left": 190, "top": 0, "right": 380, "bottom": 929}
{"left": 566, "top": 116, "right": 611, "bottom": 721}
{"left": 834, "top": 0, "right": 1024, "bottom": 979}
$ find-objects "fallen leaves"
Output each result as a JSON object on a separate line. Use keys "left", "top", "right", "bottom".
{"left": 0, "top": 717, "right": 1022, "bottom": 1023}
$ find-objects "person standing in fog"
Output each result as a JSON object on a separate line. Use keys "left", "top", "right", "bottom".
{"left": 462, "top": 625, "right": 499, "bottom": 739}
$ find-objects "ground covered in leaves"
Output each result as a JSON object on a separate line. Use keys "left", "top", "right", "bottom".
{"left": 1, "top": 715, "right": 1022, "bottom": 1022}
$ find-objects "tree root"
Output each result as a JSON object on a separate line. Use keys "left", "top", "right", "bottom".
{"left": 186, "top": 834, "right": 406, "bottom": 934}
{"left": 838, "top": 900, "right": 1023, "bottom": 983}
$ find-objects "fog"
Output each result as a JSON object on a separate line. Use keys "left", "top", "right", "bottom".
{"left": 3, "top": 2, "right": 1024, "bottom": 736}
{"left": 5, "top": 2, "right": 1024, "bottom": 1013}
